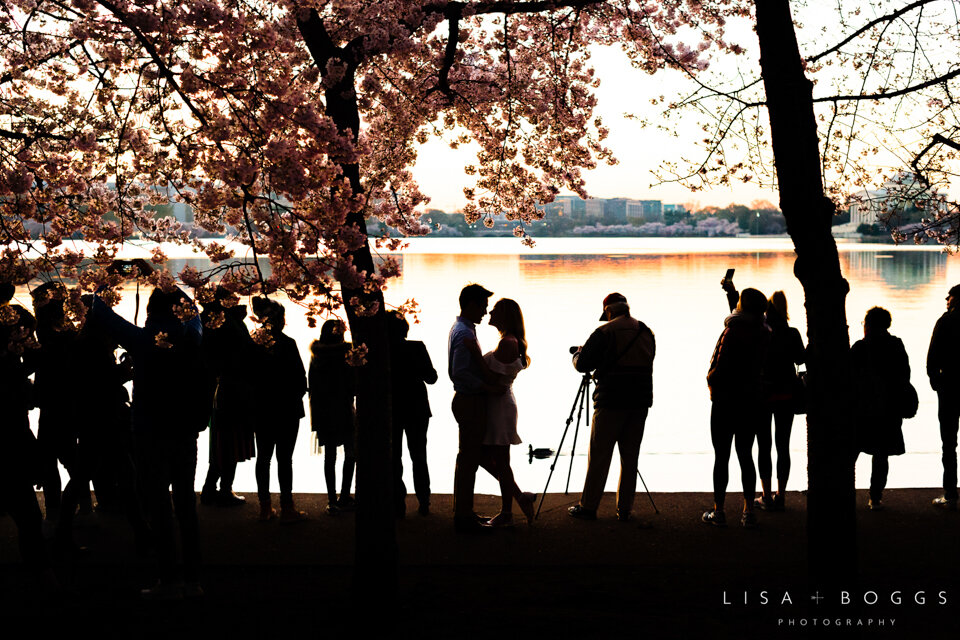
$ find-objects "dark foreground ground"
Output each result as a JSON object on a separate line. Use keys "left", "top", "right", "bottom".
{"left": 1, "top": 488, "right": 958, "bottom": 638}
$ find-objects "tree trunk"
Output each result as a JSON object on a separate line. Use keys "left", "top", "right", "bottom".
{"left": 297, "top": 10, "right": 398, "bottom": 597}
{"left": 754, "top": 0, "right": 857, "bottom": 589}
{"left": 325, "top": 80, "right": 398, "bottom": 596}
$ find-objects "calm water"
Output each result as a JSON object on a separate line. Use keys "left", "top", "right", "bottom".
{"left": 21, "top": 238, "right": 960, "bottom": 496}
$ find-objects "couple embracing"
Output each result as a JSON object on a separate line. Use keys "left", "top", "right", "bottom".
{"left": 448, "top": 284, "right": 536, "bottom": 533}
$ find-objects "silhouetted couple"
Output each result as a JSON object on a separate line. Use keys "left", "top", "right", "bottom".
{"left": 449, "top": 284, "right": 534, "bottom": 533}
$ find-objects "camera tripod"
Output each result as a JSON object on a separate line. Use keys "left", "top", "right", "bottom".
{"left": 535, "top": 372, "right": 658, "bottom": 519}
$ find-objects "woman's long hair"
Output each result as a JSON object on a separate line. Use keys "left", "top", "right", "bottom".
{"left": 768, "top": 290, "right": 789, "bottom": 321}
{"left": 319, "top": 318, "right": 345, "bottom": 344}
{"left": 495, "top": 298, "right": 529, "bottom": 367}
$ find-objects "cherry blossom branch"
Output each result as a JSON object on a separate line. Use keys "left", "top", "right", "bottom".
{"left": 433, "top": 3, "right": 461, "bottom": 103}
{"left": 912, "top": 133, "right": 960, "bottom": 186}
{"left": 811, "top": 67, "right": 960, "bottom": 103}
{"left": 0, "top": 37, "right": 82, "bottom": 84}
{"left": 95, "top": 0, "right": 210, "bottom": 128}
{"left": 807, "top": 0, "right": 937, "bottom": 64}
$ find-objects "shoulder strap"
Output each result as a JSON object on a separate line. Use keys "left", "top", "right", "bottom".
{"left": 596, "top": 322, "right": 647, "bottom": 377}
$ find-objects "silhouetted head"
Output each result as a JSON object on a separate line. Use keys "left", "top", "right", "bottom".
{"left": 386, "top": 310, "right": 409, "bottom": 341}
{"left": 490, "top": 298, "right": 529, "bottom": 367}
{"left": 146, "top": 287, "right": 186, "bottom": 324}
{"left": 863, "top": 306, "right": 891, "bottom": 335}
{"left": 252, "top": 297, "right": 285, "bottom": 332}
{"left": 948, "top": 284, "right": 960, "bottom": 312}
{"left": 737, "top": 288, "right": 767, "bottom": 317}
{"left": 0, "top": 282, "right": 13, "bottom": 304}
{"left": 200, "top": 286, "right": 231, "bottom": 312}
{"left": 31, "top": 282, "right": 66, "bottom": 329}
{"left": 599, "top": 292, "right": 628, "bottom": 321}
{"left": 319, "top": 319, "right": 345, "bottom": 344}
{"left": 768, "top": 291, "right": 788, "bottom": 321}
{"left": 459, "top": 283, "right": 492, "bottom": 324}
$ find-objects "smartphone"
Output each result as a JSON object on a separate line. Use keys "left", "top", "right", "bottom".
{"left": 724, "top": 268, "right": 735, "bottom": 281}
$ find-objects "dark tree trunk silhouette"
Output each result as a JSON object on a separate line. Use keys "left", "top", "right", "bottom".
{"left": 298, "top": 14, "right": 398, "bottom": 598}
{"left": 754, "top": 0, "right": 857, "bottom": 588}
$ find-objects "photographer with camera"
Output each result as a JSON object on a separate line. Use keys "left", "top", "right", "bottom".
{"left": 568, "top": 292, "right": 655, "bottom": 522}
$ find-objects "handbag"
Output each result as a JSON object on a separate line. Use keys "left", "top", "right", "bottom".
{"left": 791, "top": 368, "right": 807, "bottom": 415}
{"left": 900, "top": 381, "right": 919, "bottom": 419}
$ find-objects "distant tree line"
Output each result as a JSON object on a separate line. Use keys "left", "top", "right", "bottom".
{"left": 395, "top": 202, "right": 795, "bottom": 238}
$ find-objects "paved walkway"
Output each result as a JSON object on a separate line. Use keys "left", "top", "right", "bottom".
{"left": 1, "top": 489, "right": 957, "bottom": 638}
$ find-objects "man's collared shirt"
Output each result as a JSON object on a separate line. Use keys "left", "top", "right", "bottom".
{"left": 448, "top": 316, "right": 485, "bottom": 394}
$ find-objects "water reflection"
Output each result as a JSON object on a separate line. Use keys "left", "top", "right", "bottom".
{"left": 19, "top": 240, "right": 960, "bottom": 495}
{"left": 842, "top": 251, "right": 947, "bottom": 291}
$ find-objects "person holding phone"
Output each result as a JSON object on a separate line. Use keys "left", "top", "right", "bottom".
{"left": 720, "top": 275, "right": 805, "bottom": 512}
{"left": 704, "top": 279, "right": 770, "bottom": 529}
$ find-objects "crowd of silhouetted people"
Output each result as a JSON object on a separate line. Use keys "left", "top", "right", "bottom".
{"left": 2, "top": 268, "right": 960, "bottom": 597}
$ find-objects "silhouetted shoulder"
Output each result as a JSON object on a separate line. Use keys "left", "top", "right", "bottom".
{"left": 494, "top": 335, "right": 519, "bottom": 363}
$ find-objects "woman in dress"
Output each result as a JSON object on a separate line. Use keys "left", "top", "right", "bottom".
{"left": 851, "top": 307, "right": 910, "bottom": 510}
{"left": 482, "top": 298, "right": 535, "bottom": 527}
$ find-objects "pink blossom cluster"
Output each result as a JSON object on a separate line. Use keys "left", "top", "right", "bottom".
{"left": 0, "top": 0, "right": 742, "bottom": 333}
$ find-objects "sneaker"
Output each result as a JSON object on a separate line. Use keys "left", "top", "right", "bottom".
{"left": 616, "top": 510, "right": 631, "bottom": 522}
{"left": 701, "top": 509, "right": 726, "bottom": 527}
{"left": 199, "top": 487, "right": 218, "bottom": 506}
{"left": 770, "top": 493, "right": 786, "bottom": 512}
{"left": 567, "top": 504, "right": 597, "bottom": 520}
{"left": 454, "top": 515, "right": 493, "bottom": 534}
{"left": 868, "top": 498, "right": 884, "bottom": 511}
{"left": 280, "top": 502, "right": 308, "bottom": 524}
{"left": 336, "top": 496, "right": 357, "bottom": 512}
{"left": 417, "top": 503, "right": 430, "bottom": 517}
{"left": 488, "top": 513, "right": 515, "bottom": 528}
{"left": 217, "top": 492, "right": 246, "bottom": 507}
{"left": 932, "top": 496, "right": 957, "bottom": 511}
{"left": 258, "top": 505, "right": 277, "bottom": 522}
{"left": 740, "top": 511, "right": 758, "bottom": 529}
{"left": 753, "top": 495, "right": 774, "bottom": 511}
{"left": 325, "top": 502, "right": 341, "bottom": 516}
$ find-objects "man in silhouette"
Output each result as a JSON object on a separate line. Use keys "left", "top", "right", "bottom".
{"left": 93, "top": 267, "right": 209, "bottom": 598}
{"left": 0, "top": 282, "right": 55, "bottom": 585}
{"left": 568, "top": 292, "right": 656, "bottom": 522}
{"left": 928, "top": 284, "right": 960, "bottom": 510}
{"left": 448, "top": 283, "right": 497, "bottom": 533}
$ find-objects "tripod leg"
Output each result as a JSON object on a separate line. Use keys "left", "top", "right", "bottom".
{"left": 565, "top": 377, "right": 590, "bottom": 495}
{"left": 536, "top": 377, "right": 588, "bottom": 520}
{"left": 637, "top": 469, "right": 659, "bottom": 514}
